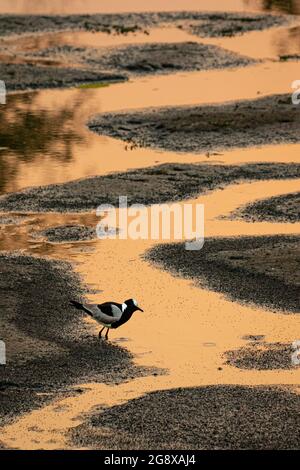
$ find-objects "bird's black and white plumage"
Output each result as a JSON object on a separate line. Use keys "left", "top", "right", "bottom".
{"left": 70, "top": 298, "right": 143, "bottom": 340}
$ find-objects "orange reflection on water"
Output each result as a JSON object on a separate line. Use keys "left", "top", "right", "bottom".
{"left": 1, "top": 59, "right": 300, "bottom": 195}
{"left": 0, "top": 0, "right": 261, "bottom": 15}
{"left": 1, "top": 7, "right": 300, "bottom": 449}
{"left": 1, "top": 178, "right": 300, "bottom": 449}
{"left": 200, "top": 18, "right": 300, "bottom": 58}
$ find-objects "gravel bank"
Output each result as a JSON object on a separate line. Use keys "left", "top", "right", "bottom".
{"left": 145, "top": 235, "right": 300, "bottom": 313}
{"left": 0, "top": 63, "right": 126, "bottom": 91}
{"left": 70, "top": 385, "right": 300, "bottom": 449}
{"left": 225, "top": 342, "right": 298, "bottom": 370}
{"left": 0, "top": 163, "right": 300, "bottom": 212}
{"left": 36, "top": 224, "right": 97, "bottom": 243}
{"left": 28, "top": 42, "right": 256, "bottom": 76}
{"left": 0, "top": 12, "right": 286, "bottom": 38}
{"left": 233, "top": 192, "right": 300, "bottom": 223}
{"left": 0, "top": 253, "right": 156, "bottom": 427}
{"left": 88, "top": 94, "right": 300, "bottom": 153}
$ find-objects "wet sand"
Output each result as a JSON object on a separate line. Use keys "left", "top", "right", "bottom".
{"left": 0, "top": 63, "right": 126, "bottom": 91}
{"left": 1, "top": 34, "right": 257, "bottom": 91}
{"left": 2, "top": 62, "right": 300, "bottom": 196}
{"left": 0, "top": 12, "right": 286, "bottom": 37}
{"left": 89, "top": 94, "right": 300, "bottom": 153}
{"left": 1, "top": 180, "right": 300, "bottom": 448}
{"left": 0, "top": 3, "right": 300, "bottom": 451}
{"left": 146, "top": 235, "right": 300, "bottom": 313}
{"left": 1, "top": 162, "right": 300, "bottom": 212}
{"left": 70, "top": 385, "right": 300, "bottom": 449}
{"left": 0, "top": 215, "right": 28, "bottom": 225}
{"left": 0, "top": 253, "right": 156, "bottom": 427}
{"left": 225, "top": 342, "right": 297, "bottom": 370}
{"left": 36, "top": 224, "right": 97, "bottom": 242}
{"left": 0, "top": 11, "right": 287, "bottom": 92}
{"left": 233, "top": 191, "right": 300, "bottom": 222}
{"left": 28, "top": 42, "right": 255, "bottom": 76}
{"left": 182, "top": 12, "right": 288, "bottom": 37}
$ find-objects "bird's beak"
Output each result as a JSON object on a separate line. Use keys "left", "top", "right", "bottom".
{"left": 137, "top": 307, "right": 144, "bottom": 312}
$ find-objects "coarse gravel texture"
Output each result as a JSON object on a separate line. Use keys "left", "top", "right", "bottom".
{"left": 0, "top": 215, "right": 28, "bottom": 225}
{"left": 0, "top": 12, "right": 287, "bottom": 38}
{"left": 0, "top": 253, "right": 159, "bottom": 427}
{"left": 145, "top": 235, "right": 300, "bottom": 313}
{"left": 28, "top": 42, "right": 256, "bottom": 76}
{"left": 70, "top": 385, "right": 300, "bottom": 449}
{"left": 224, "top": 342, "right": 298, "bottom": 370}
{"left": 0, "top": 63, "right": 126, "bottom": 91}
{"left": 232, "top": 191, "right": 300, "bottom": 223}
{"left": 0, "top": 162, "right": 300, "bottom": 213}
{"left": 88, "top": 94, "right": 300, "bottom": 154}
{"left": 36, "top": 224, "right": 97, "bottom": 243}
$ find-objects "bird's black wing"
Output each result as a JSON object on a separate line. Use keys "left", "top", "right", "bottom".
{"left": 97, "top": 302, "right": 124, "bottom": 318}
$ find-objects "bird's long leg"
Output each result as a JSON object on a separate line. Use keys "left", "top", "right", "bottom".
{"left": 105, "top": 328, "right": 109, "bottom": 340}
{"left": 99, "top": 326, "right": 105, "bottom": 339}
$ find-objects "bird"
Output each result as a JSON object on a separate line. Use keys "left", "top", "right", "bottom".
{"left": 70, "top": 298, "right": 144, "bottom": 340}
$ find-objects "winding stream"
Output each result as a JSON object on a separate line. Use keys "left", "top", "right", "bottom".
{"left": 0, "top": 5, "right": 299, "bottom": 449}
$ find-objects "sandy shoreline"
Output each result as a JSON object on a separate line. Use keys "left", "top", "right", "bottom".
{"left": 0, "top": 162, "right": 300, "bottom": 212}
{"left": 70, "top": 384, "right": 300, "bottom": 449}
{"left": 224, "top": 341, "right": 297, "bottom": 370}
{"left": 232, "top": 191, "right": 300, "bottom": 223}
{"left": 0, "top": 6, "right": 299, "bottom": 451}
{"left": 0, "top": 63, "right": 127, "bottom": 92}
{"left": 0, "top": 11, "right": 286, "bottom": 91}
{"left": 1, "top": 41, "right": 255, "bottom": 91}
{"left": 0, "top": 253, "right": 157, "bottom": 430}
{"left": 145, "top": 235, "right": 300, "bottom": 313}
{"left": 35, "top": 224, "right": 97, "bottom": 243}
{"left": 89, "top": 94, "right": 300, "bottom": 153}
{"left": 27, "top": 42, "right": 255, "bottom": 76}
{"left": 0, "top": 12, "right": 286, "bottom": 38}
